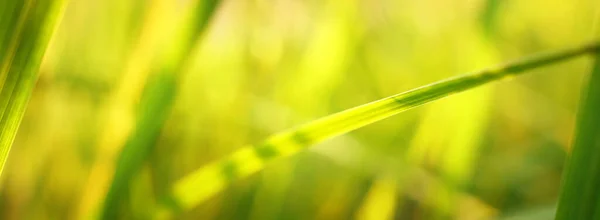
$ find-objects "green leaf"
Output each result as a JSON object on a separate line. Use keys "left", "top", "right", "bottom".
{"left": 101, "top": 72, "right": 177, "bottom": 219}
{"left": 555, "top": 47, "right": 600, "bottom": 219}
{"left": 0, "top": 0, "right": 67, "bottom": 175}
{"left": 100, "top": 0, "right": 222, "bottom": 219}
{"left": 480, "top": 0, "right": 501, "bottom": 37}
{"left": 167, "top": 41, "right": 600, "bottom": 212}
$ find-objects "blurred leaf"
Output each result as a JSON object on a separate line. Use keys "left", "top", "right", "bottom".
{"left": 555, "top": 45, "right": 600, "bottom": 219}
{"left": 101, "top": 72, "right": 177, "bottom": 219}
{"left": 0, "top": 0, "right": 67, "bottom": 175}
{"left": 356, "top": 176, "right": 398, "bottom": 220}
{"left": 481, "top": 0, "right": 501, "bottom": 37}
{"left": 168, "top": 41, "right": 600, "bottom": 213}
{"left": 501, "top": 205, "right": 556, "bottom": 220}
{"left": 100, "top": 0, "right": 222, "bottom": 219}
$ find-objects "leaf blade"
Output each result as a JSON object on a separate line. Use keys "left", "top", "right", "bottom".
{"left": 555, "top": 48, "right": 600, "bottom": 219}
{"left": 0, "top": 0, "right": 68, "bottom": 175}
{"left": 99, "top": 0, "right": 223, "bottom": 218}
{"left": 169, "top": 41, "right": 600, "bottom": 211}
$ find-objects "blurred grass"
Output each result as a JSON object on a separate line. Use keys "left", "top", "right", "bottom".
{"left": 99, "top": 0, "right": 222, "bottom": 219}
{"left": 1, "top": 0, "right": 600, "bottom": 219}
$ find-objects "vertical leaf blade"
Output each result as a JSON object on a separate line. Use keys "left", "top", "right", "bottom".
{"left": 555, "top": 48, "right": 600, "bottom": 219}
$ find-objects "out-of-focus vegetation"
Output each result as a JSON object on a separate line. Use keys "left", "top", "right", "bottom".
{"left": 0, "top": 0, "right": 599, "bottom": 219}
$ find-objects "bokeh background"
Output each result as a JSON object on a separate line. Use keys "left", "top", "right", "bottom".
{"left": 1, "top": 0, "right": 600, "bottom": 219}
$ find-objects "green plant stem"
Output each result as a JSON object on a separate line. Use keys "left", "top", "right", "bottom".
{"left": 169, "top": 41, "right": 600, "bottom": 212}
{"left": 555, "top": 48, "right": 600, "bottom": 219}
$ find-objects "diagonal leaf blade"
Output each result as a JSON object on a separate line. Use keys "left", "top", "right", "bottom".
{"left": 0, "top": 0, "right": 68, "bottom": 176}
{"left": 100, "top": 0, "right": 223, "bottom": 219}
{"left": 169, "top": 41, "right": 600, "bottom": 212}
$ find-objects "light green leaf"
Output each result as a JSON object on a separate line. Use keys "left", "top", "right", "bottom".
{"left": 167, "top": 41, "right": 600, "bottom": 212}
{"left": 0, "top": 0, "right": 68, "bottom": 175}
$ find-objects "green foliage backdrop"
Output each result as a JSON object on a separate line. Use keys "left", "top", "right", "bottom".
{"left": 0, "top": 0, "right": 599, "bottom": 219}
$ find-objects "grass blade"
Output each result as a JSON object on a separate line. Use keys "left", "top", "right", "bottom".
{"left": 0, "top": 0, "right": 67, "bottom": 175}
{"left": 168, "top": 41, "right": 600, "bottom": 211}
{"left": 555, "top": 47, "right": 600, "bottom": 219}
{"left": 480, "top": 0, "right": 501, "bottom": 37}
{"left": 100, "top": 0, "right": 222, "bottom": 219}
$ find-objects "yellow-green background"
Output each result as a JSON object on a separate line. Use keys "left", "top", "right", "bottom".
{"left": 1, "top": 0, "right": 599, "bottom": 219}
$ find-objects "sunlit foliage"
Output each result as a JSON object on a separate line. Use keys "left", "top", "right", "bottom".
{"left": 0, "top": 0, "right": 599, "bottom": 219}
